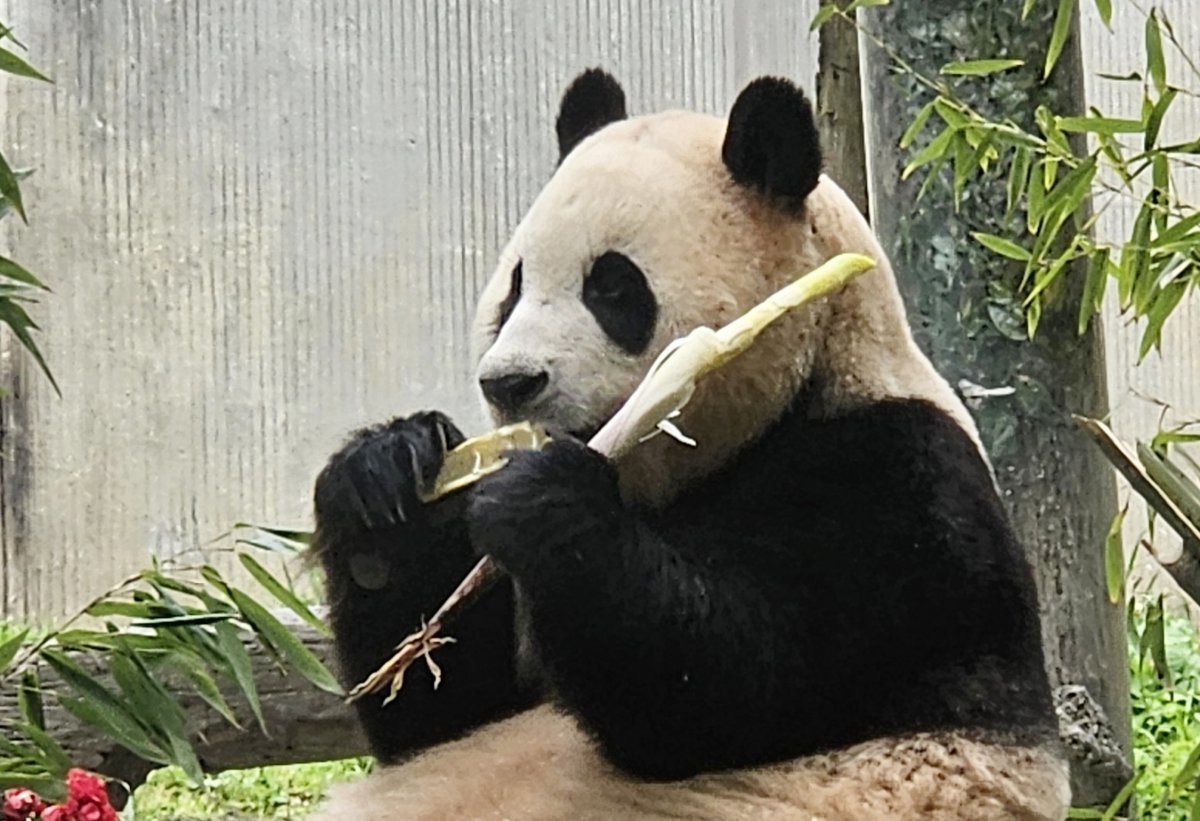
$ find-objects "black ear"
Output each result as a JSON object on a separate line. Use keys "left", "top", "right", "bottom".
{"left": 555, "top": 68, "right": 627, "bottom": 162}
{"left": 721, "top": 77, "right": 822, "bottom": 209}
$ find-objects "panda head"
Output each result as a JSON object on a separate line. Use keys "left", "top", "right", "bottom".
{"left": 472, "top": 69, "right": 967, "bottom": 503}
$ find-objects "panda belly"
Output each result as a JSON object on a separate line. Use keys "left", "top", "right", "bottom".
{"left": 318, "top": 706, "right": 1070, "bottom": 820}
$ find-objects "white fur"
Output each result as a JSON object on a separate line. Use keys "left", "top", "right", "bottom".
{"left": 472, "top": 110, "right": 982, "bottom": 505}
{"left": 319, "top": 107, "right": 1068, "bottom": 818}
{"left": 321, "top": 706, "right": 1070, "bottom": 820}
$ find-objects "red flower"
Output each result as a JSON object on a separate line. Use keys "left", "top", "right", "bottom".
{"left": 62, "top": 770, "right": 115, "bottom": 821}
{"left": 3, "top": 788, "right": 46, "bottom": 821}
{"left": 38, "top": 807, "right": 72, "bottom": 821}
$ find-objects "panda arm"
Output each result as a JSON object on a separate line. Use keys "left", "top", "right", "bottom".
{"left": 467, "top": 401, "right": 1054, "bottom": 780}
{"left": 467, "top": 439, "right": 816, "bottom": 779}
{"left": 312, "top": 413, "right": 534, "bottom": 763}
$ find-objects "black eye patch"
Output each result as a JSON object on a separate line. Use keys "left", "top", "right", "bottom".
{"left": 494, "top": 260, "right": 523, "bottom": 331}
{"left": 582, "top": 251, "right": 657, "bottom": 354}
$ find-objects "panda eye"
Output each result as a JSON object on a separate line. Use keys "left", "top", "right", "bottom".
{"left": 494, "top": 260, "right": 523, "bottom": 331}
{"left": 582, "top": 251, "right": 657, "bottom": 354}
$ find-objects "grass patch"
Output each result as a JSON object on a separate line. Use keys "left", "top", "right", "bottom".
{"left": 130, "top": 758, "right": 372, "bottom": 820}
{"left": 1129, "top": 607, "right": 1200, "bottom": 820}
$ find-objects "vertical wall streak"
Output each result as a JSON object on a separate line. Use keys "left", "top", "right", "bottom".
{"left": 0, "top": 1, "right": 846, "bottom": 616}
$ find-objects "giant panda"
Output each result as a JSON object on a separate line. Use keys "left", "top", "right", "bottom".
{"left": 311, "top": 69, "right": 1071, "bottom": 820}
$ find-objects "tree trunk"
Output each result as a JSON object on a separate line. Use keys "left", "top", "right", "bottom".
{"left": 816, "top": 11, "right": 870, "bottom": 217}
{"left": 859, "top": 0, "right": 1131, "bottom": 807}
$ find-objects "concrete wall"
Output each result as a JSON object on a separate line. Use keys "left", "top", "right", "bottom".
{"left": 0, "top": 0, "right": 821, "bottom": 618}
{"left": 0, "top": 1, "right": 1196, "bottom": 618}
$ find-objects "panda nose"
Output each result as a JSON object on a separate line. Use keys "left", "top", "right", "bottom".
{"left": 479, "top": 371, "right": 549, "bottom": 414}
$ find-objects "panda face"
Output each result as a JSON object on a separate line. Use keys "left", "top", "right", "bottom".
{"left": 473, "top": 110, "right": 751, "bottom": 440}
{"left": 470, "top": 70, "right": 960, "bottom": 502}
{"left": 475, "top": 243, "right": 659, "bottom": 438}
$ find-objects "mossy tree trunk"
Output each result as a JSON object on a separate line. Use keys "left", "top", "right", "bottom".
{"left": 859, "top": 0, "right": 1131, "bottom": 806}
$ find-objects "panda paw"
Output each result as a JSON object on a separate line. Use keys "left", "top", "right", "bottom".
{"left": 314, "top": 410, "right": 465, "bottom": 534}
{"left": 466, "top": 436, "right": 623, "bottom": 579}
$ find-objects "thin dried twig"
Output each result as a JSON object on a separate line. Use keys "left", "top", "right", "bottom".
{"left": 347, "top": 252, "right": 876, "bottom": 704}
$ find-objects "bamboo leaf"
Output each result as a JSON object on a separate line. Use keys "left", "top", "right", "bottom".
{"left": 809, "top": 3, "right": 838, "bottom": 30}
{"left": 1143, "top": 595, "right": 1171, "bottom": 685}
{"left": 1105, "top": 508, "right": 1126, "bottom": 604}
{"left": 43, "top": 649, "right": 169, "bottom": 762}
{"left": 1044, "top": 0, "right": 1074, "bottom": 80}
{"left": 1027, "top": 160, "right": 1047, "bottom": 233}
{"left": 0, "top": 46, "right": 49, "bottom": 82}
{"left": 933, "top": 98, "right": 971, "bottom": 130}
{"left": 1119, "top": 200, "right": 1154, "bottom": 311}
{"left": 899, "top": 100, "right": 936, "bottom": 150}
{"left": 901, "top": 126, "right": 955, "bottom": 180}
{"left": 1026, "top": 294, "right": 1043, "bottom": 338}
{"left": 941, "top": 59, "right": 1024, "bottom": 76}
{"left": 108, "top": 651, "right": 188, "bottom": 740}
{"left": 130, "top": 612, "right": 235, "bottom": 628}
{"left": 56, "top": 695, "right": 169, "bottom": 764}
{"left": 0, "top": 626, "right": 28, "bottom": 671}
{"left": 20, "top": 720, "right": 72, "bottom": 775}
{"left": 1024, "top": 243, "right": 1077, "bottom": 306}
{"left": 1093, "top": 0, "right": 1112, "bottom": 27}
{"left": 1041, "top": 154, "right": 1097, "bottom": 219}
{"left": 1157, "top": 211, "right": 1200, "bottom": 247}
{"left": 1078, "top": 247, "right": 1109, "bottom": 335}
{"left": 1056, "top": 116, "right": 1143, "bottom": 135}
{"left": 112, "top": 647, "right": 205, "bottom": 784}
{"left": 0, "top": 299, "right": 58, "bottom": 395}
{"left": 0, "top": 150, "right": 28, "bottom": 224}
{"left": 18, "top": 670, "right": 44, "bottom": 730}
{"left": 1145, "top": 10, "right": 1167, "bottom": 93}
{"left": 85, "top": 600, "right": 155, "bottom": 619}
{"left": 227, "top": 586, "right": 342, "bottom": 695}
{"left": 160, "top": 650, "right": 242, "bottom": 729}
{"left": 1150, "top": 431, "right": 1200, "bottom": 450}
{"left": 232, "top": 523, "right": 311, "bottom": 548}
{"left": 237, "top": 552, "right": 329, "bottom": 635}
{"left": 1007, "top": 147, "right": 1032, "bottom": 217}
{"left": 1139, "top": 440, "right": 1200, "bottom": 526}
{"left": 1144, "top": 89, "right": 1178, "bottom": 150}
{"left": 972, "top": 232, "right": 1031, "bottom": 262}
{"left": 0, "top": 255, "right": 46, "bottom": 289}
{"left": 213, "top": 620, "right": 267, "bottom": 734}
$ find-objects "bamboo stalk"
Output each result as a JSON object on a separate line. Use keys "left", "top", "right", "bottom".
{"left": 348, "top": 253, "right": 876, "bottom": 704}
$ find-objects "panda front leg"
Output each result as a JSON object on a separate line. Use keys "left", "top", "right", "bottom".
{"left": 312, "top": 411, "right": 533, "bottom": 763}
{"left": 468, "top": 436, "right": 807, "bottom": 782}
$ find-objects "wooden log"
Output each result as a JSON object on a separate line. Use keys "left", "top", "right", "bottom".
{"left": 0, "top": 612, "right": 367, "bottom": 788}
{"left": 0, "top": 614, "right": 1132, "bottom": 799}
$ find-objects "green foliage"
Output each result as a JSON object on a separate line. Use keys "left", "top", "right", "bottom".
{"left": 0, "top": 19, "right": 56, "bottom": 393}
{"left": 814, "top": 1, "right": 1200, "bottom": 362}
{"left": 0, "top": 527, "right": 335, "bottom": 793}
{"left": 1080, "top": 414, "right": 1200, "bottom": 818}
{"left": 1127, "top": 604, "right": 1200, "bottom": 820}
{"left": 131, "top": 758, "right": 371, "bottom": 820}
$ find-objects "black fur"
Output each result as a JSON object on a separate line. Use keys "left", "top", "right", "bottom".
{"left": 722, "top": 77, "right": 823, "bottom": 210}
{"left": 582, "top": 251, "right": 658, "bottom": 354}
{"left": 555, "top": 68, "right": 627, "bottom": 162}
{"left": 494, "top": 260, "right": 523, "bottom": 332}
{"left": 311, "top": 412, "right": 533, "bottom": 763}
{"left": 466, "top": 397, "right": 1056, "bottom": 779}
